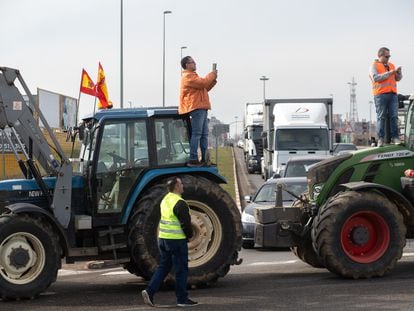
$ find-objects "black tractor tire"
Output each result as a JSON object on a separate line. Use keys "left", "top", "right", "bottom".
{"left": 291, "top": 235, "right": 324, "bottom": 269}
{"left": 127, "top": 175, "right": 242, "bottom": 287}
{"left": 0, "top": 213, "right": 61, "bottom": 300}
{"left": 290, "top": 198, "right": 324, "bottom": 268}
{"left": 312, "top": 190, "right": 406, "bottom": 279}
{"left": 125, "top": 183, "right": 167, "bottom": 277}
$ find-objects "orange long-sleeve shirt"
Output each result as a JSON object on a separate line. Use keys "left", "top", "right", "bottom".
{"left": 179, "top": 70, "right": 217, "bottom": 115}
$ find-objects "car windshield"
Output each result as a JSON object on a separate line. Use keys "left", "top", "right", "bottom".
{"left": 275, "top": 128, "right": 329, "bottom": 150}
{"left": 248, "top": 126, "right": 263, "bottom": 140}
{"left": 333, "top": 144, "right": 357, "bottom": 153}
{"left": 254, "top": 182, "right": 307, "bottom": 203}
{"left": 284, "top": 160, "right": 322, "bottom": 177}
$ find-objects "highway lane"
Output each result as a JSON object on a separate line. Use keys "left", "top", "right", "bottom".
{"left": 3, "top": 248, "right": 414, "bottom": 310}
{"left": 3, "top": 147, "right": 414, "bottom": 310}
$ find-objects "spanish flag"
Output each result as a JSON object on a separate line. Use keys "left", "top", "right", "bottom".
{"left": 80, "top": 69, "right": 97, "bottom": 96}
{"left": 96, "top": 62, "right": 113, "bottom": 109}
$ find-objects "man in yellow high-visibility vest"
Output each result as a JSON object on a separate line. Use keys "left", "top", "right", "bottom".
{"left": 142, "top": 177, "right": 198, "bottom": 307}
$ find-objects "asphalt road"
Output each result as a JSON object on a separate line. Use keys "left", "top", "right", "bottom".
{"left": 3, "top": 148, "right": 414, "bottom": 310}
{"left": 3, "top": 248, "right": 414, "bottom": 311}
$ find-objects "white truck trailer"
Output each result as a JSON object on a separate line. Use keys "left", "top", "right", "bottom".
{"left": 244, "top": 103, "right": 263, "bottom": 173}
{"left": 261, "top": 98, "right": 333, "bottom": 180}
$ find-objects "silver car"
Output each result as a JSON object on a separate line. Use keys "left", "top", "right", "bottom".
{"left": 273, "top": 155, "right": 331, "bottom": 179}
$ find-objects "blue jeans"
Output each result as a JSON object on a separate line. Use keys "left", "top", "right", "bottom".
{"left": 374, "top": 93, "right": 399, "bottom": 139}
{"left": 145, "top": 239, "right": 189, "bottom": 304}
{"left": 189, "top": 109, "right": 208, "bottom": 161}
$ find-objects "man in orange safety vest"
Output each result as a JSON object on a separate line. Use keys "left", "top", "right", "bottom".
{"left": 369, "top": 47, "right": 402, "bottom": 147}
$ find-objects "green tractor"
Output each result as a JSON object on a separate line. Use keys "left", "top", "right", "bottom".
{"left": 307, "top": 94, "right": 414, "bottom": 278}
{"left": 255, "top": 94, "right": 414, "bottom": 278}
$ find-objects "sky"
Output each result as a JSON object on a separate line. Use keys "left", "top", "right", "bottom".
{"left": 2, "top": 0, "right": 414, "bottom": 137}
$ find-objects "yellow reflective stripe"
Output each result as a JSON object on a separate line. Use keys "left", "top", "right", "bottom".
{"left": 160, "top": 219, "right": 181, "bottom": 225}
{"left": 159, "top": 228, "right": 185, "bottom": 234}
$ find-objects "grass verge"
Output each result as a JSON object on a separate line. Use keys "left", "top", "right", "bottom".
{"left": 210, "top": 147, "right": 236, "bottom": 200}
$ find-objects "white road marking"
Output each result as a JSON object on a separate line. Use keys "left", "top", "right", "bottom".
{"left": 58, "top": 267, "right": 123, "bottom": 276}
{"left": 58, "top": 252, "right": 414, "bottom": 277}
{"left": 403, "top": 252, "right": 414, "bottom": 257}
{"left": 101, "top": 270, "right": 130, "bottom": 276}
{"left": 58, "top": 269, "right": 91, "bottom": 276}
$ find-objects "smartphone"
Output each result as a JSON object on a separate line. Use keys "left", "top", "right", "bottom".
{"left": 212, "top": 63, "right": 217, "bottom": 71}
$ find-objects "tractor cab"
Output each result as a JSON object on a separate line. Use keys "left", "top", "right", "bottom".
{"left": 77, "top": 108, "right": 191, "bottom": 216}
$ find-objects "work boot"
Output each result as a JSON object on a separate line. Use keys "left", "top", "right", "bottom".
{"left": 187, "top": 160, "right": 203, "bottom": 167}
{"left": 377, "top": 138, "right": 384, "bottom": 147}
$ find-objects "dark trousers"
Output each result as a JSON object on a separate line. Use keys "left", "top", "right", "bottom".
{"left": 145, "top": 238, "right": 189, "bottom": 304}
{"left": 374, "top": 92, "right": 399, "bottom": 139}
{"left": 189, "top": 109, "right": 208, "bottom": 161}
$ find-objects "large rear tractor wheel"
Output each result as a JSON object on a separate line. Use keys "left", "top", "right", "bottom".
{"left": 312, "top": 190, "right": 406, "bottom": 278}
{"left": 0, "top": 214, "right": 61, "bottom": 300}
{"left": 127, "top": 175, "right": 242, "bottom": 286}
{"left": 290, "top": 198, "right": 324, "bottom": 268}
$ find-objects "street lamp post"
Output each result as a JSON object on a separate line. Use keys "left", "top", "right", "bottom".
{"left": 180, "top": 46, "right": 187, "bottom": 75}
{"left": 162, "top": 10, "right": 172, "bottom": 107}
{"left": 260, "top": 75, "right": 269, "bottom": 100}
{"left": 180, "top": 46, "right": 187, "bottom": 61}
{"left": 235, "top": 116, "right": 238, "bottom": 140}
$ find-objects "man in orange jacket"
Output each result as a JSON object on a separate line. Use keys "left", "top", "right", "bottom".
{"left": 179, "top": 56, "right": 217, "bottom": 166}
{"left": 369, "top": 47, "right": 402, "bottom": 147}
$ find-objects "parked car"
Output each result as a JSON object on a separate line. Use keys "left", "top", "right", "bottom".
{"left": 273, "top": 155, "right": 331, "bottom": 179}
{"left": 241, "top": 177, "right": 307, "bottom": 249}
{"left": 333, "top": 143, "right": 357, "bottom": 155}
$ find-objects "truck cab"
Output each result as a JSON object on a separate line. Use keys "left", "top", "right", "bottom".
{"left": 262, "top": 98, "right": 333, "bottom": 179}
{"left": 244, "top": 103, "right": 264, "bottom": 174}
{"left": 244, "top": 124, "right": 263, "bottom": 173}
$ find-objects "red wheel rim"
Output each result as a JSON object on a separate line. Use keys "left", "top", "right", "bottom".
{"left": 340, "top": 211, "right": 390, "bottom": 263}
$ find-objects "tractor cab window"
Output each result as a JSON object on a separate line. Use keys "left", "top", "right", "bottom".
{"left": 95, "top": 120, "right": 148, "bottom": 213}
{"left": 154, "top": 118, "right": 190, "bottom": 165}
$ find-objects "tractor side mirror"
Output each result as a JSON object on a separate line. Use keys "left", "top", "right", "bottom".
{"left": 78, "top": 123, "right": 85, "bottom": 141}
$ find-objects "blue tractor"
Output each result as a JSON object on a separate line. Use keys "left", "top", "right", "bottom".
{"left": 0, "top": 67, "right": 242, "bottom": 300}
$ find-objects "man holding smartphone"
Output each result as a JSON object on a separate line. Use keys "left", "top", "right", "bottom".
{"left": 179, "top": 56, "right": 217, "bottom": 167}
{"left": 369, "top": 47, "right": 403, "bottom": 147}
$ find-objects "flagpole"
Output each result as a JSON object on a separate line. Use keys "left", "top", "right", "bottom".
{"left": 93, "top": 96, "right": 98, "bottom": 117}
{"left": 70, "top": 90, "right": 82, "bottom": 159}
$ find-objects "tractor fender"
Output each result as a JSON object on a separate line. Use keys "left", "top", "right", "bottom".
{"left": 121, "top": 167, "right": 227, "bottom": 224}
{"left": 338, "top": 181, "right": 414, "bottom": 232}
{"left": 3, "top": 202, "right": 70, "bottom": 256}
